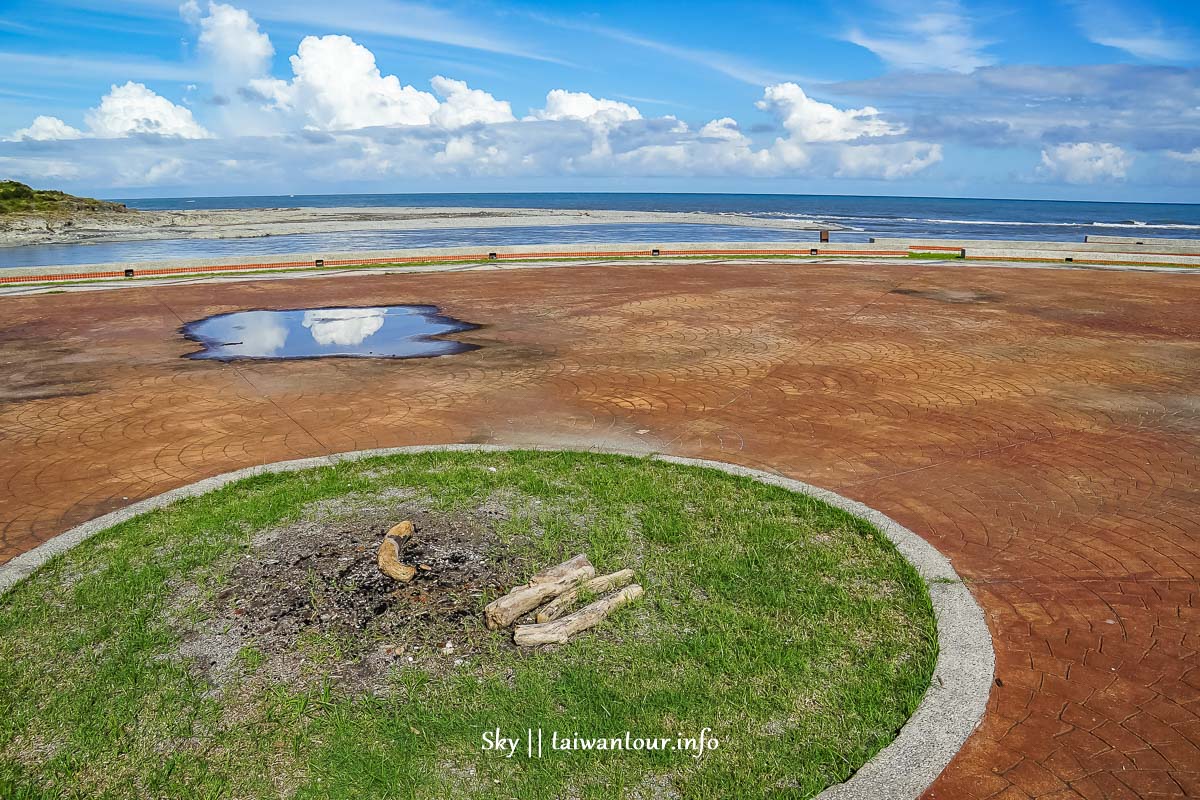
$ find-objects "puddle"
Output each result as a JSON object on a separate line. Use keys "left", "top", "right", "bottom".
{"left": 182, "top": 305, "right": 480, "bottom": 360}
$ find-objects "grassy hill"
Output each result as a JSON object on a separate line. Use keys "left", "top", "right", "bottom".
{"left": 0, "top": 180, "right": 127, "bottom": 215}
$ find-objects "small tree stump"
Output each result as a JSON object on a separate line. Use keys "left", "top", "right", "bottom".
{"left": 535, "top": 569, "right": 635, "bottom": 623}
{"left": 483, "top": 555, "right": 595, "bottom": 630}
{"left": 386, "top": 520, "right": 415, "bottom": 542}
{"left": 514, "top": 584, "right": 644, "bottom": 646}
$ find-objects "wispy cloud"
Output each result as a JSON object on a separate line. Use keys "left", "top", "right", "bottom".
{"left": 0, "top": 18, "right": 37, "bottom": 33}
{"left": 844, "top": 0, "right": 994, "bottom": 74}
{"left": 1167, "top": 147, "right": 1200, "bottom": 164}
{"left": 827, "top": 64, "right": 1200, "bottom": 153}
{"left": 0, "top": 87, "right": 63, "bottom": 102}
{"left": 248, "top": 0, "right": 572, "bottom": 65}
{"left": 1069, "top": 1, "right": 1196, "bottom": 61}
{"left": 612, "top": 94, "right": 697, "bottom": 111}
{"left": 51, "top": 0, "right": 569, "bottom": 65}
{"left": 0, "top": 51, "right": 199, "bottom": 84}
{"left": 529, "top": 13, "right": 799, "bottom": 87}
{"left": 596, "top": 29, "right": 797, "bottom": 86}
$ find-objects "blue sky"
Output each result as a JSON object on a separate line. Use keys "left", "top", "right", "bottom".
{"left": 0, "top": 0, "right": 1198, "bottom": 200}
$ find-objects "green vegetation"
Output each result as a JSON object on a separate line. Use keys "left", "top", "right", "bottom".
{"left": 906, "top": 251, "right": 965, "bottom": 260}
{"left": 0, "top": 450, "right": 936, "bottom": 800}
{"left": 0, "top": 180, "right": 126, "bottom": 216}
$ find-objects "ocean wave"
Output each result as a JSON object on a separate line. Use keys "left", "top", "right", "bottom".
{"left": 925, "top": 218, "right": 1200, "bottom": 229}
{"left": 1093, "top": 221, "right": 1200, "bottom": 229}
{"left": 714, "top": 210, "right": 1200, "bottom": 230}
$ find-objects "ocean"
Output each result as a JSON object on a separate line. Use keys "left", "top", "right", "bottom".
{"left": 3, "top": 192, "right": 1199, "bottom": 269}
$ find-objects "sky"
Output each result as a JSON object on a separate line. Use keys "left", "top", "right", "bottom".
{"left": 0, "top": 0, "right": 1198, "bottom": 201}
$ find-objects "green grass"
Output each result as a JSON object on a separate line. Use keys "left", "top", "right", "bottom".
{"left": 0, "top": 180, "right": 125, "bottom": 216}
{"left": 0, "top": 451, "right": 937, "bottom": 800}
{"left": 906, "top": 252, "right": 965, "bottom": 260}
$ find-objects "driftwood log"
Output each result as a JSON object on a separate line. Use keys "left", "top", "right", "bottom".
{"left": 377, "top": 520, "right": 417, "bottom": 582}
{"left": 483, "top": 554, "right": 595, "bottom": 630}
{"left": 514, "top": 584, "right": 644, "bottom": 646}
{"left": 535, "top": 569, "right": 635, "bottom": 623}
{"left": 528, "top": 554, "right": 593, "bottom": 584}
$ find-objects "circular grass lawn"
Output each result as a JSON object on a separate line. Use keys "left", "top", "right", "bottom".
{"left": 0, "top": 451, "right": 937, "bottom": 800}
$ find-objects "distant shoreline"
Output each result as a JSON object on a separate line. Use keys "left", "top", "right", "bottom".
{"left": 0, "top": 207, "right": 835, "bottom": 248}
{"left": 113, "top": 191, "right": 1200, "bottom": 210}
{"left": 5, "top": 194, "right": 1199, "bottom": 256}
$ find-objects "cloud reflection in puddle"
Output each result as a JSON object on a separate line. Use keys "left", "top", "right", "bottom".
{"left": 182, "top": 305, "right": 479, "bottom": 360}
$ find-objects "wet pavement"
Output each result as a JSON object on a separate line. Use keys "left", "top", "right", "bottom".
{"left": 0, "top": 258, "right": 1197, "bottom": 799}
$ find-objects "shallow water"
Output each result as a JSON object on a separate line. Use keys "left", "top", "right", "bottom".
{"left": 122, "top": 192, "right": 1200, "bottom": 240}
{"left": 0, "top": 223, "right": 819, "bottom": 269}
{"left": 182, "top": 305, "right": 479, "bottom": 360}
{"left": 8, "top": 192, "right": 1199, "bottom": 269}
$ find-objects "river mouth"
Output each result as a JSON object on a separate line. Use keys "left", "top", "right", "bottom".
{"left": 181, "top": 305, "right": 480, "bottom": 360}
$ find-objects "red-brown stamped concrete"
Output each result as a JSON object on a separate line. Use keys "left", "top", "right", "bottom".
{"left": 1, "top": 260, "right": 1197, "bottom": 798}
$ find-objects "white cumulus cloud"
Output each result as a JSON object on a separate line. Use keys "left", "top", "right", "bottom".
{"left": 532, "top": 89, "right": 642, "bottom": 127}
{"left": 8, "top": 84, "right": 209, "bottom": 141}
{"left": 757, "top": 83, "right": 904, "bottom": 142}
{"left": 429, "top": 76, "right": 515, "bottom": 129}
{"left": 698, "top": 117, "right": 746, "bottom": 141}
{"left": 250, "top": 35, "right": 439, "bottom": 130}
{"left": 836, "top": 142, "right": 944, "bottom": 179}
{"left": 1038, "top": 142, "right": 1132, "bottom": 183}
{"left": 140, "top": 158, "right": 188, "bottom": 185}
{"left": 186, "top": 1, "right": 274, "bottom": 85}
{"left": 7, "top": 115, "right": 84, "bottom": 142}
{"left": 3, "top": 0, "right": 946, "bottom": 191}
{"left": 86, "top": 82, "right": 210, "bottom": 138}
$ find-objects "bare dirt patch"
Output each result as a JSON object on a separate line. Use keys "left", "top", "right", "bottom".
{"left": 173, "top": 499, "right": 534, "bottom": 693}
{"left": 889, "top": 287, "right": 1002, "bottom": 304}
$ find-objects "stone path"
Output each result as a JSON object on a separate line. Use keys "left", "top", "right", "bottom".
{"left": 1, "top": 258, "right": 1196, "bottom": 798}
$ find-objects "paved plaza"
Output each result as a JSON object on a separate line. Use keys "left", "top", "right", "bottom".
{"left": 1, "top": 258, "right": 1197, "bottom": 798}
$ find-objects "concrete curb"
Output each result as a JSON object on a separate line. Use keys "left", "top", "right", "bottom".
{"left": 0, "top": 444, "right": 994, "bottom": 799}
{"left": 3, "top": 248, "right": 1195, "bottom": 299}
{"left": 0, "top": 241, "right": 904, "bottom": 282}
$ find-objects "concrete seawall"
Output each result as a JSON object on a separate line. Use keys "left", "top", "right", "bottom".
{"left": 870, "top": 237, "right": 1200, "bottom": 256}
{"left": 1085, "top": 234, "right": 1200, "bottom": 249}
{"left": 956, "top": 248, "right": 1200, "bottom": 266}
{"left": 867, "top": 236, "right": 1200, "bottom": 267}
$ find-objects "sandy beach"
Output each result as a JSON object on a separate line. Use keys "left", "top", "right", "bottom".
{"left": 0, "top": 206, "right": 836, "bottom": 247}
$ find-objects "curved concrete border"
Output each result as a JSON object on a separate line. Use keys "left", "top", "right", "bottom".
{"left": 0, "top": 444, "right": 994, "bottom": 799}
